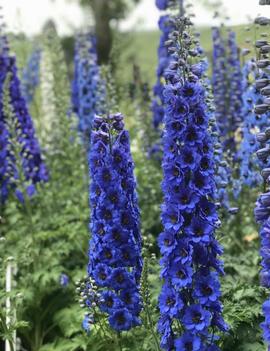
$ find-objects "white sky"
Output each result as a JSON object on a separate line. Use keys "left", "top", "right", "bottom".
{"left": 1, "top": 0, "right": 270, "bottom": 35}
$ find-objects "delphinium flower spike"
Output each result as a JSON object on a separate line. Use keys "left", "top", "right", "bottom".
{"left": 226, "top": 30, "right": 244, "bottom": 155}
{"left": 82, "top": 113, "right": 142, "bottom": 332}
{"left": 152, "top": 14, "right": 175, "bottom": 130}
{"left": 158, "top": 16, "right": 227, "bottom": 351}
{"left": 212, "top": 27, "right": 228, "bottom": 141}
{"left": 254, "top": 5, "right": 270, "bottom": 348}
{"left": 72, "top": 33, "right": 106, "bottom": 145}
{"left": 152, "top": 0, "right": 186, "bottom": 131}
{"left": 238, "top": 60, "right": 269, "bottom": 191}
{"left": 0, "top": 39, "right": 13, "bottom": 203}
{"left": 0, "top": 30, "right": 48, "bottom": 204}
{"left": 21, "top": 47, "right": 41, "bottom": 105}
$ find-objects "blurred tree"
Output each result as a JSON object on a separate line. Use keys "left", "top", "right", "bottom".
{"left": 79, "top": 0, "right": 141, "bottom": 63}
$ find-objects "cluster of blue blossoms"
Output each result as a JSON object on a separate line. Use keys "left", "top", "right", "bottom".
{"left": 87, "top": 113, "right": 142, "bottom": 331}
{"left": 152, "top": 14, "right": 175, "bottom": 130}
{"left": 212, "top": 27, "right": 228, "bottom": 141}
{"left": 0, "top": 35, "right": 48, "bottom": 204}
{"left": 158, "top": 16, "right": 227, "bottom": 351}
{"left": 254, "top": 5, "right": 270, "bottom": 347}
{"left": 226, "top": 31, "right": 244, "bottom": 155}
{"left": 72, "top": 33, "right": 105, "bottom": 144}
{"left": 212, "top": 28, "right": 243, "bottom": 155}
{"left": 21, "top": 48, "right": 41, "bottom": 105}
{"left": 238, "top": 60, "right": 268, "bottom": 190}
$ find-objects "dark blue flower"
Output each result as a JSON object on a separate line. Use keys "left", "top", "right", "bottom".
{"left": 0, "top": 40, "right": 48, "bottom": 204}
{"left": 175, "top": 332, "right": 202, "bottom": 351}
{"left": 183, "top": 304, "right": 211, "bottom": 332}
{"left": 108, "top": 308, "right": 137, "bottom": 331}
{"left": 193, "top": 273, "right": 221, "bottom": 304}
{"left": 87, "top": 113, "right": 142, "bottom": 332}
{"left": 159, "top": 283, "right": 184, "bottom": 318}
{"left": 99, "top": 290, "right": 122, "bottom": 313}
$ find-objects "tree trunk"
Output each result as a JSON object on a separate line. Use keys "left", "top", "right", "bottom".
{"left": 92, "top": 0, "right": 113, "bottom": 64}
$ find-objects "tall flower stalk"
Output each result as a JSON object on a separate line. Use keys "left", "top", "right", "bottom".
{"left": 21, "top": 47, "right": 41, "bottom": 105}
{"left": 72, "top": 33, "right": 106, "bottom": 145}
{"left": 254, "top": 5, "right": 270, "bottom": 348}
{"left": 158, "top": 16, "right": 227, "bottom": 350}
{"left": 0, "top": 36, "right": 48, "bottom": 204}
{"left": 84, "top": 113, "right": 142, "bottom": 332}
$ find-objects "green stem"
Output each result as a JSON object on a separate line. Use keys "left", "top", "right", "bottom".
{"left": 145, "top": 304, "right": 161, "bottom": 351}
{"left": 117, "top": 332, "right": 123, "bottom": 351}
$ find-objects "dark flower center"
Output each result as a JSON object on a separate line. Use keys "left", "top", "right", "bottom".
{"left": 185, "top": 342, "right": 193, "bottom": 351}
{"left": 192, "top": 312, "right": 202, "bottom": 324}
{"left": 170, "top": 215, "right": 177, "bottom": 223}
{"left": 177, "top": 270, "right": 186, "bottom": 279}
{"left": 116, "top": 273, "right": 124, "bottom": 283}
{"left": 201, "top": 158, "right": 209, "bottom": 170}
{"left": 185, "top": 88, "right": 195, "bottom": 97}
{"left": 122, "top": 251, "right": 130, "bottom": 260}
{"left": 202, "top": 285, "right": 212, "bottom": 296}
{"left": 117, "top": 314, "right": 126, "bottom": 325}
{"left": 99, "top": 273, "right": 107, "bottom": 281}
{"left": 109, "top": 194, "right": 118, "bottom": 203}
{"left": 164, "top": 238, "right": 171, "bottom": 246}
{"left": 177, "top": 104, "right": 187, "bottom": 114}
{"left": 172, "top": 121, "right": 182, "bottom": 131}
{"left": 124, "top": 294, "right": 132, "bottom": 304}
{"left": 114, "top": 154, "right": 122, "bottom": 163}
{"left": 180, "top": 248, "right": 188, "bottom": 257}
{"left": 103, "top": 171, "right": 111, "bottom": 181}
{"left": 105, "top": 250, "right": 112, "bottom": 259}
{"left": 103, "top": 210, "right": 112, "bottom": 220}
{"left": 186, "top": 130, "right": 196, "bottom": 141}
{"left": 180, "top": 194, "right": 189, "bottom": 204}
{"left": 194, "top": 227, "right": 203, "bottom": 236}
{"left": 166, "top": 297, "right": 175, "bottom": 306}
{"left": 203, "top": 144, "right": 209, "bottom": 153}
{"left": 98, "top": 227, "right": 105, "bottom": 236}
{"left": 184, "top": 153, "right": 194, "bottom": 164}
{"left": 121, "top": 214, "right": 130, "bottom": 226}
{"left": 112, "top": 231, "right": 121, "bottom": 241}
{"left": 106, "top": 297, "right": 114, "bottom": 307}
{"left": 173, "top": 167, "right": 180, "bottom": 177}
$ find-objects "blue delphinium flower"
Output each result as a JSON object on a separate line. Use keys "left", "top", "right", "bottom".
{"left": 152, "top": 15, "right": 175, "bottom": 130}
{"left": 21, "top": 48, "right": 41, "bottom": 105}
{"left": 238, "top": 61, "right": 269, "bottom": 191}
{"left": 72, "top": 33, "right": 106, "bottom": 144}
{"left": 0, "top": 43, "right": 14, "bottom": 203}
{"left": 254, "top": 9, "right": 270, "bottom": 348}
{"left": 0, "top": 35, "right": 48, "bottom": 204}
{"left": 59, "top": 273, "right": 69, "bottom": 287}
{"left": 212, "top": 28, "right": 244, "bottom": 154}
{"left": 158, "top": 16, "right": 227, "bottom": 350}
{"left": 254, "top": 9, "right": 270, "bottom": 344}
{"left": 226, "top": 31, "right": 244, "bottom": 154}
{"left": 156, "top": 0, "right": 170, "bottom": 10}
{"left": 212, "top": 27, "right": 228, "bottom": 140}
{"left": 9, "top": 55, "right": 48, "bottom": 193}
{"left": 86, "top": 113, "right": 142, "bottom": 331}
